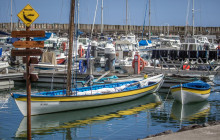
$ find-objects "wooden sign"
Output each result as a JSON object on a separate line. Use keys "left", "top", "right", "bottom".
{"left": 23, "top": 57, "right": 39, "bottom": 64}
{"left": 17, "top": 4, "right": 39, "bottom": 27}
{"left": 11, "top": 49, "right": 43, "bottom": 56}
{"left": 11, "top": 31, "right": 45, "bottom": 38}
{"left": 13, "top": 41, "right": 44, "bottom": 48}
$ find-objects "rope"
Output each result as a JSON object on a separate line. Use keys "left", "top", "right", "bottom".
{"left": 90, "top": 0, "right": 99, "bottom": 38}
{"left": 142, "top": 0, "right": 148, "bottom": 39}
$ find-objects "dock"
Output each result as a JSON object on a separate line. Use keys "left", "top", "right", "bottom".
{"left": 142, "top": 124, "right": 220, "bottom": 140}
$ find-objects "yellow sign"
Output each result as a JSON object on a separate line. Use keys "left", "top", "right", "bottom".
{"left": 17, "top": 4, "right": 39, "bottom": 27}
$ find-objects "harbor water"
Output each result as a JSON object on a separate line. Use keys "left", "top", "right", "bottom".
{"left": 0, "top": 83, "right": 220, "bottom": 140}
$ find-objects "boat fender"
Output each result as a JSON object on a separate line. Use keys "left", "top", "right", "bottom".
{"left": 79, "top": 60, "right": 87, "bottom": 73}
{"left": 78, "top": 45, "right": 85, "bottom": 58}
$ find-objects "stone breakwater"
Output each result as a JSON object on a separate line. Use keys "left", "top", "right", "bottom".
{"left": 144, "top": 120, "right": 220, "bottom": 139}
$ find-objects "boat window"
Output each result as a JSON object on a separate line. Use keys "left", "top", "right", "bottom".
{"left": 189, "top": 44, "right": 197, "bottom": 51}
{"left": 180, "top": 44, "right": 188, "bottom": 50}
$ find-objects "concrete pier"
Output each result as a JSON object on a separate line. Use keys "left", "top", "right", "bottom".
{"left": 142, "top": 124, "right": 220, "bottom": 140}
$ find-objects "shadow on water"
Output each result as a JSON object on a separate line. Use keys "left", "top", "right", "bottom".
{"left": 15, "top": 93, "right": 162, "bottom": 138}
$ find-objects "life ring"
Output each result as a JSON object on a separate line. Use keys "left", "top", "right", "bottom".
{"left": 183, "top": 65, "right": 190, "bottom": 70}
{"left": 78, "top": 45, "right": 85, "bottom": 58}
{"left": 132, "top": 57, "right": 146, "bottom": 71}
{"left": 140, "top": 58, "right": 146, "bottom": 71}
{"left": 61, "top": 42, "right": 66, "bottom": 51}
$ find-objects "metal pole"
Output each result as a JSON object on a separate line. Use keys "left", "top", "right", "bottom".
{"left": 192, "top": 0, "right": 195, "bottom": 36}
{"left": 26, "top": 26, "right": 31, "bottom": 140}
{"left": 66, "top": 0, "right": 75, "bottom": 96}
{"left": 78, "top": 0, "right": 80, "bottom": 29}
{"left": 126, "top": 0, "right": 128, "bottom": 35}
{"left": 148, "top": 0, "right": 151, "bottom": 40}
{"left": 11, "top": 0, "right": 12, "bottom": 32}
{"left": 101, "top": 0, "right": 103, "bottom": 34}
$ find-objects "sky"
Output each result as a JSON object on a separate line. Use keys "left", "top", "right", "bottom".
{"left": 0, "top": 0, "right": 219, "bottom": 27}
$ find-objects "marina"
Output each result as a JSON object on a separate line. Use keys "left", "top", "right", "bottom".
{"left": 0, "top": 0, "right": 220, "bottom": 139}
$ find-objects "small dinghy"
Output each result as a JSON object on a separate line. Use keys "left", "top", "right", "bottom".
{"left": 170, "top": 80, "right": 211, "bottom": 104}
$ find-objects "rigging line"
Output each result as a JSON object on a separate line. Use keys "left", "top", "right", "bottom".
{"left": 12, "top": 0, "right": 18, "bottom": 24}
{"left": 185, "top": 0, "right": 190, "bottom": 36}
{"left": 91, "top": 0, "right": 99, "bottom": 39}
{"left": 59, "top": 0, "right": 64, "bottom": 29}
{"left": 142, "top": 0, "right": 148, "bottom": 39}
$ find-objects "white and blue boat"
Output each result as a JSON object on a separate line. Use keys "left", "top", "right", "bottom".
{"left": 11, "top": 74, "right": 164, "bottom": 116}
{"left": 170, "top": 80, "right": 211, "bottom": 104}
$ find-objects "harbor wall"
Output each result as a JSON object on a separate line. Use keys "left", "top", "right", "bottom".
{"left": 0, "top": 23, "right": 220, "bottom": 37}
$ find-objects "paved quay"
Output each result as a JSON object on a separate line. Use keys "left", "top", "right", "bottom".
{"left": 142, "top": 124, "right": 220, "bottom": 140}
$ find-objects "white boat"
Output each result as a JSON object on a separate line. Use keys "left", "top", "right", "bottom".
{"left": 11, "top": 74, "right": 164, "bottom": 116}
{"left": 15, "top": 93, "right": 161, "bottom": 137}
{"left": 170, "top": 80, "right": 211, "bottom": 104}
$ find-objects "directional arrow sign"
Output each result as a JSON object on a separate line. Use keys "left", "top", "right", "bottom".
{"left": 13, "top": 41, "right": 44, "bottom": 48}
{"left": 11, "top": 49, "right": 43, "bottom": 56}
{"left": 17, "top": 4, "right": 39, "bottom": 27}
{"left": 11, "top": 31, "right": 45, "bottom": 38}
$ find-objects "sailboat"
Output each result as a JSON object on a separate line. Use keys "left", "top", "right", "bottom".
{"left": 15, "top": 93, "right": 161, "bottom": 137}
{"left": 138, "top": 0, "right": 153, "bottom": 49}
{"left": 11, "top": 74, "right": 164, "bottom": 116}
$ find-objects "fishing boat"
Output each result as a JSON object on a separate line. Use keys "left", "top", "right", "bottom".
{"left": 11, "top": 74, "right": 164, "bottom": 116}
{"left": 15, "top": 93, "right": 161, "bottom": 137}
{"left": 170, "top": 80, "right": 211, "bottom": 104}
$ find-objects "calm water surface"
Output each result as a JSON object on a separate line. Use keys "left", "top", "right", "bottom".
{"left": 0, "top": 84, "right": 220, "bottom": 140}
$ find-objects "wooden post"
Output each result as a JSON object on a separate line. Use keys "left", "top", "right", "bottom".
{"left": 66, "top": 0, "right": 75, "bottom": 96}
{"left": 26, "top": 26, "right": 31, "bottom": 140}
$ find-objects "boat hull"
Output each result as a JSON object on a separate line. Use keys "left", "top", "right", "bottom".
{"left": 171, "top": 87, "right": 210, "bottom": 104}
{"left": 14, "top": 76, "right": 163, "bottom": 116}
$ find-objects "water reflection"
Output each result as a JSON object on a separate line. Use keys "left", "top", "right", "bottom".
{"left": 171, "top": 101, "right": 210, "bottom": 121}
{"left": 15, "top": 93, "right": 161, "bottom": 138}
{"left": 0, "top": 92, "right": 10, "bottom": 109}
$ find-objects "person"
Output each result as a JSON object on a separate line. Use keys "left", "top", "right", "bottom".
{"left": 216, "top": 40, "right": 220, "bottom": 57}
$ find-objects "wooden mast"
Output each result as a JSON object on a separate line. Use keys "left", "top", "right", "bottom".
{"left": 66, "top": 0, "right": 75, "bottom": 96}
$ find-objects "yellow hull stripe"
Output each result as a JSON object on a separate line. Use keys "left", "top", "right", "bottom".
{"left": 171, "top": 87, "right": 210, "bottom": 95}
{"left": 16, "top": 84, "right": 158, "bottom": 102}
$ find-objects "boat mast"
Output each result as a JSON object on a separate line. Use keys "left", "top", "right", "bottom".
{"left": 78, "top": 0, "right": 80, "bottom": 29}
{"left": 66, "top": 0, "right": 75, "bottom": 96}
{"left": 126, "top": 0, "right": 128, "bottom": 35}
{"left": 148, "top": 0, "right": 151, "bottom": 40}
{"left": 192, "top": 0, "right": 195, "bottom": 36}
{"left": 101, "top": 0, "right": 103, "bottom": 34}
{"left": 10, "top": 0, "right": 12, "bottom": 32}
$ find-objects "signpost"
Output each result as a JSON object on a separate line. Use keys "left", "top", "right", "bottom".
{"left": 11, "top": 49, "right": 43, "bottom": 56}
{"left": 17, "top": 4, "right": 39, "bottom": 27}
{"left": 13, "top": 4, "right": 43, "bottom": 140}
{"left": 13, "top": 41, "right": 44, "bottom": 48}
{"left": 11, "top": 30, "right": 45, "bottom": 38}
